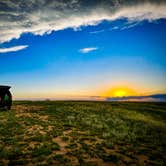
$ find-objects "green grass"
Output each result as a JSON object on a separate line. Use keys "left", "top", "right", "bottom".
{"left": 0, "top": 101, "right": 166, "bottom": 165}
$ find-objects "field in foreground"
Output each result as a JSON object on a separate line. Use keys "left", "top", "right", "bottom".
{"left": 0, "top": 101, "right": 166, "bottom": 166}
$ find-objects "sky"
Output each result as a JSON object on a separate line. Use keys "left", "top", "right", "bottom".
{"left": 0, "top": 0, "right": 166, "bottom": 99}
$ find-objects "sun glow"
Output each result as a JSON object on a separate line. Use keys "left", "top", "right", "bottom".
{"left": 103, "top": 87, "right": 137, "bottom": 97}
{"left": 114, "top": 89, "right": 127, "bottom": 97}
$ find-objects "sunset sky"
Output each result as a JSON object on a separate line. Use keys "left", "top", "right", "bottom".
{"left": 0, "top": 0, "right": 166, "bottom": 99}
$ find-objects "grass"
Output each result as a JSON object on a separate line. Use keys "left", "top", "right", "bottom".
{"left": 0, "top": 101, "right": 166, "bottom": 165}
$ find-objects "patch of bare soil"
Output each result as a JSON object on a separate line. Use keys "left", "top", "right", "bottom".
{"left": 29, "top": 141, "right": 38, "bottom": 149}
{"left": 13, "top": 105, "right": 44, "bottom": 113}
{"left": 39, "top": 115, "right": 48, "bottom": 121}
{"left": 12, "top": 105, "right": 29, "bottom": 112}
{"left": 27, "top": 124, "right": 46, "bottom": 135}
{"left": 48, "top": 125, "right": 54, "bottom": 131}
{"left": 14, "top": 105, "right": 49, "bottom": 123}
{"left": 52, "top": 136, "right": 68, "bottom": 155}
{"left": 82, "top": 136, "right": 102, "bottom": 147}
{"left": 16, "top": 112, "right": 33, "bottom": 118}
{"left": 63, "top": 129, "right": 72, "bottom": 135}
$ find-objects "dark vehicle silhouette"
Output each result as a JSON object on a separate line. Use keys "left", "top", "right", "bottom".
{"left": 0, "top": 86, "right": 12, "bottom": 110}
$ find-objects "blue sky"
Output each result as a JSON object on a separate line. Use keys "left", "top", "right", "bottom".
{"left": 0, "top": 0, "right": 166, "bottom": 99}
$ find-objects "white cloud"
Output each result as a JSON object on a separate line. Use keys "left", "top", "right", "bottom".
{"left": 110, "top": 26, "right": 119, "bottom": 30}
{"left": 0, "top": 1, "right": 166, "bottom": 43}
{"left": 79, "top": 47, "right": 98, "bottom": 53}
{"left": 90, "top": 29, "right": 105, "bottom": 34}
{"left": 0, "top": 45, "right": 28, "bottom": 53}
{"left": 110, "top": 22, "right": 141, "bottom": 31}
{"left": 121, "top": 22, "right": 141, "bottom": 30}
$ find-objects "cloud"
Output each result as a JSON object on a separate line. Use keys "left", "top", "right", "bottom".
{"left": 79, "top": 47, "right": 98, "bottom": 53}
{"left": 0, "top": 45, "right": 28, "bottom": 53}
{"left": 110, "top": 22, "right": 141, "bottom": 31}
{"left": 0, "top": 0, "right": 166, "bottom": 43}
{"left": 90, "top": 29, "right": 105, "bottom": 34}
{"left": 121, "top": 22, "right": 141, "bottom": 30}
{"left": 106, "top": 94, "right": 166, "bottom": 102}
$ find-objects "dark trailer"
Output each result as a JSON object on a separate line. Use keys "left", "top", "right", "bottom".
{"left": 0, "top": 86, "right": 12, "bottom": 110}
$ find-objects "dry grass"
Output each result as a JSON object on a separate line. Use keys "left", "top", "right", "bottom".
{"left": 0, "top": 101, "right": 165, "bottom": 165}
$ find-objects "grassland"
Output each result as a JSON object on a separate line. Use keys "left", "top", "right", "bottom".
{"left": 0, "top": 101, "right": 166, "bottom": 166}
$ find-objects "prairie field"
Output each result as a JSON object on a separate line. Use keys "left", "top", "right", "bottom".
{"left": 0, "top": 101, "right": 166, "bottom": 166}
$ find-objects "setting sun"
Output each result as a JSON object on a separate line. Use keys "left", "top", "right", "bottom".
{"left": 103, "top": 87, "right": 137, "bottom": 97}
{"left": 114, "top": 89, "right": 127, "bottom": 97}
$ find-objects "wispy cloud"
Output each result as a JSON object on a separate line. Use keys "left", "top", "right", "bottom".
{"left": 110, "top": 22, "right": 141, "bottom": 31}
{"left": 109, "top": 26, "right": 119, "bottom": 31}
{"left": 79, "top": 47, "right": 98, "bottom": 54}
{"left": 90, "top": 29, "right": 105, "bottom": 34}
{"left": 0, "top": 45, "right": 28, "bottom": 53}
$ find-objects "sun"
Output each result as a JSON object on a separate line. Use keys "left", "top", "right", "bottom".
{"left": 114, "top": 89, "right": 127, "bottom": 97}
{"left": 103, "top": 86, "right": 137, "bottom": 97}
